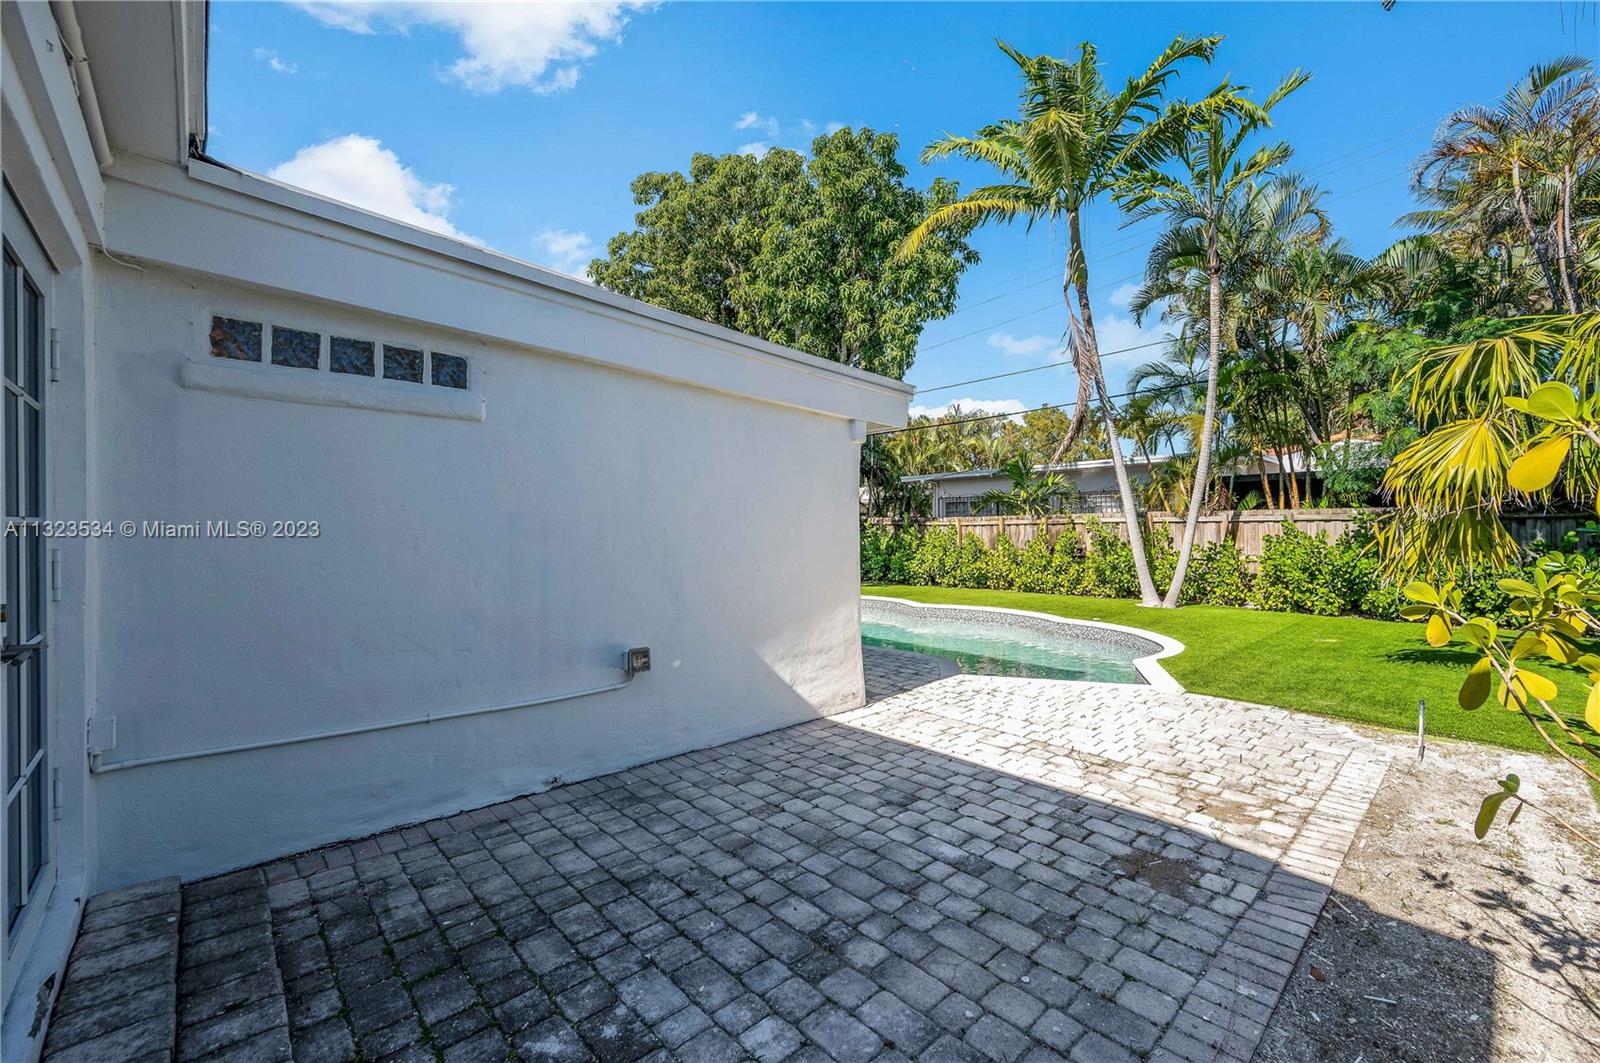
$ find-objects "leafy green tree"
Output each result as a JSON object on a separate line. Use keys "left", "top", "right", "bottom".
{"left": 1013, "top": 405, "right": 1109, "bottom": 464}
{"left": 590, "top": 128, "right": 977, "bottom": 379}
{"left": 974, "top": 454, "right": 1078, "bottom": 516}
{"left": 900, "top": 36, "right": 1220, "bottom": 606}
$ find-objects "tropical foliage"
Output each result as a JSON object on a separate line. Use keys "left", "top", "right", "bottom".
{"left": 590, "top": 128, "right": 978, "bottom": 379}
{"left": 973, "top": 453, "right": 1079, "bottom": 516}
{"left": 860, "top": 405, "right": 1108, "bottom": 519}
{"left": 1383, "top": 314, "right": 1600, "bottom": 838}
{"left": 898, "top": 35, "right": 1227, "bottom": 605}
{"left": 879, "top": 49, "right": 1597, "bottom": 578}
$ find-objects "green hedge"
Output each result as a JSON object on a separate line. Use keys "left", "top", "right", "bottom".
{"left": 862, "top": 516, "right": 1531, "bottom": 621}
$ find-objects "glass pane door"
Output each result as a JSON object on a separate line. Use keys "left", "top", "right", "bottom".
{"left": 2, "top": 191, "right": 48, "bottom": 941}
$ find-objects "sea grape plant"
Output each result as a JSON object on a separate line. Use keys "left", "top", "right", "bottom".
{"left": 1401, "top": 550, "right": 1600, "bottom": 839}
{"left": 1389, "top": 314, "right": 1600, "bottom": 840}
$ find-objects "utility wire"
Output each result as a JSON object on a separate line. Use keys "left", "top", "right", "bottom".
{"left": 907, "top": 160, "right": 1421, "bottom": 391}
{"left": 915, "top": 338, "right": 1169, "bottom": 395}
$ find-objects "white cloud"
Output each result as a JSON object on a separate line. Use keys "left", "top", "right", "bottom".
{"left": 1109, "top": 283, "right": 1141, "bottom": 311}
{"left": 986, "top": 332, "right": 1059, "bottom": 358}
{"left": 293, "top": 1, "right": 654, "bottom": 94}
{"left": 909, "top": 397, "right": 1027, "bottom": 421}
{"left": 267, "top": 134, "right": 481, "bottom": 244}
{"left": 735, "top": 111, "right": 780, "bottom": 139}
{"left": 252, "top": 47, "right": 298, "bottom": 74}
{"left": 533, "top": 228, "right": 595, "bottom": 277}
{"left": 732, "top": 112, "right": 848, "bottom": 153}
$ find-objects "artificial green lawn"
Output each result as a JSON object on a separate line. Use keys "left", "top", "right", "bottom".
{"left": 864, "top": 585, "right": 1597, "bottom": 756}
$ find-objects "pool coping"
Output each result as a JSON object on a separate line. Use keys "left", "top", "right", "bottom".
{"left": 861, "top": 595, "right": 1187, "bottom": 693}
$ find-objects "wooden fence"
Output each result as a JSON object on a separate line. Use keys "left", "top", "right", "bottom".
{"left": 867, "top": 508, "right": 1590, "bottom": 558}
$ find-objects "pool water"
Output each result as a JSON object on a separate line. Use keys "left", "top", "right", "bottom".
{"left": 861, "top": 610, "right": 1143, "bottom": 683}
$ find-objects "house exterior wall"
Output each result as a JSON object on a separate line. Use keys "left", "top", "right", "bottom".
{"left": 86, "top": 225, "right": 883, "bottom": 890}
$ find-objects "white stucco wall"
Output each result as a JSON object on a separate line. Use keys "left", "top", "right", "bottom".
{"left": 88, "top": 265, "right": 880, "bottom": 886}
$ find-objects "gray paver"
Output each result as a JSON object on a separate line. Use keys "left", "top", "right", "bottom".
{"left": 43, "top": 646, "right": 1382, "bottom": 1062}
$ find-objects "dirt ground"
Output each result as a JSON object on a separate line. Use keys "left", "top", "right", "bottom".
{"left": 1257, "top": 731, "right": 1600, "bottom": 1063}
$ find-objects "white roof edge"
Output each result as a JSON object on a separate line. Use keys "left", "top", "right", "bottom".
{"left": 174, "top": 157, "right": 914, "bottom": 400}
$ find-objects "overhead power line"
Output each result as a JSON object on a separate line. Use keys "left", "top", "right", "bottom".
{"left": 914, "top": 338, "right": 1169, "bottom": 395}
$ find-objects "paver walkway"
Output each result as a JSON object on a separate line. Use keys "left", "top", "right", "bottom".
{"left": 55, "top": 647, "right": 1389, "bottom": 1063}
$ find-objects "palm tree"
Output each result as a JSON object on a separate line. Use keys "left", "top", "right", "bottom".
{"left": 899, "top": 35, "right": 1220, "bottom": 606}
{"left": 1115, "top": 71, "right": 1306, "bottom": 605}
{"left": 974, "top": 453, "right": 1078, "bottom": 516}
{"left": 1416, "top": 57, "right": 1595, "bottom": 312}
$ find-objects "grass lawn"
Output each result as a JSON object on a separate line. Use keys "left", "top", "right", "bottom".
{"left": 864, "top": 585, "right": 1597, "bottom": 757}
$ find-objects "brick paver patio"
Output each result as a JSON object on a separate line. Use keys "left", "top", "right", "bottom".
{"left": 48, "top": 647, "right": 1387, "bottom": 1063}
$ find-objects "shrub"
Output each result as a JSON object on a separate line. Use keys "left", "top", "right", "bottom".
{"left": 1051, "top": 527, "right": 1087, "bottom": 594}
{"left": 860, "top": 524, "right": 920, "bottom": 584}
{"left": 1182, "top": 540, "right": 1253, "bottom": 606}
{"left": 1015, "top": 531, "right": 1058, "bottom": 593}
{"left": 1253, "top": 523, "right": 1344, "bottom": 615}
{"left": 953, "top": 534, "right": 990, "bottom": 589}
{"left": 983, "top": 535, "right": 1022, "bottom": 590}
{"left": 1146, "top": 526, "right": 1178, "bottom": 593}
{"left": 861, "top": 515, "right": 1547, "bottom": 623}
{"left": 908, "top": 527, "right": 959, "bottom": 586}
{"left": 1080, "top": 518, "right": 1139, "bottom": 598}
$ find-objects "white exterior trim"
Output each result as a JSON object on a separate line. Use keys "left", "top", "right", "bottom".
{"left": 177, "top": 358, "right": 487, "bottom": 422}
{"left": 863, "top": 595, "right": 1187, "bottom": 693}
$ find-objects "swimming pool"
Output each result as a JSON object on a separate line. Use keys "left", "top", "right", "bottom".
{"left": 861, "top": 597, "right": 1181, "bottom": 687}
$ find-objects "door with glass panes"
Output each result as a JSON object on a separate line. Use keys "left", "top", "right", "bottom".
{"left": 1, "top": 184, "right": 51, "bottom": 958}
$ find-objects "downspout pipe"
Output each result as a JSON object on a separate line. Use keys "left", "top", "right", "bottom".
{"left": 89, "top": 651, "right": 646, "bottom": 774}
{"left": 49, "top": 0, "right": 115, "bottom": 169}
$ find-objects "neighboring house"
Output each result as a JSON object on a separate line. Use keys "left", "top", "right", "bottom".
{"left": 0, "top": 3, "right": 909, "bottom": 1054}
{"left": 904, "top": 456, "right": 1170, "bottom": 517}
{"left": 906, "top": 441, "right": 1391, "bottom": 518}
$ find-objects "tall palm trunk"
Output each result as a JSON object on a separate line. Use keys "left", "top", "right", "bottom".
{"left": 1067, "top": 211, "right": 1161, "bottom": 606}
{"left": 1513, "top": 157, "right": 1563, "bottom": 307}
{"left": 1160, "top": 252, "right": 1223, "bottom": 607}
{"left": 1558, "top": 166, "right": 1579, "bottom": 312}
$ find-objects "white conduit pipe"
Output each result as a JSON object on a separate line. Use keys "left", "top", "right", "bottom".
{"left": 49, "top": 0, "right": 115, "bottom": 169}
{"left": 89, "top": 668, "right": 636, "bottom": 774}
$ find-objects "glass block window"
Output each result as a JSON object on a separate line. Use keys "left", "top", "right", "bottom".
{"left": 330, "top": 337, "right": 375, "bottom": 376}
{"left": 431, "top": 352, "right": 468, "bottom": 389}
{"left": 383, "top": 345, "right": 423, "bottom": 383}
{"left": 271, "top": 326, "right": 320, "bottom": 369}
{"left": 210, "top": 316, "right": 261, "bottom": 361}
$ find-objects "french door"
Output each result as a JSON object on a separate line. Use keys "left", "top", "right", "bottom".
{"left": 1, "top": 183, "right": 51, "bottom": 952}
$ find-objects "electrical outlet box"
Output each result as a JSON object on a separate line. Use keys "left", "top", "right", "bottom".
{"left": 86, "top": 715, "right": 117, "bottom": 753}
{"left": 625, "top": 647, "right": 651, "bottom": 677}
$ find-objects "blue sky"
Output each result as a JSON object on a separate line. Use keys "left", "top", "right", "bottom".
{"left": 208, "top": 2, "right": 1596, "bottom": 417}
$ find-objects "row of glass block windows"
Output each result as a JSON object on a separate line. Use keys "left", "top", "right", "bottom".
{"left": 209, "top": 315, "right": 469, "bottom": 389}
